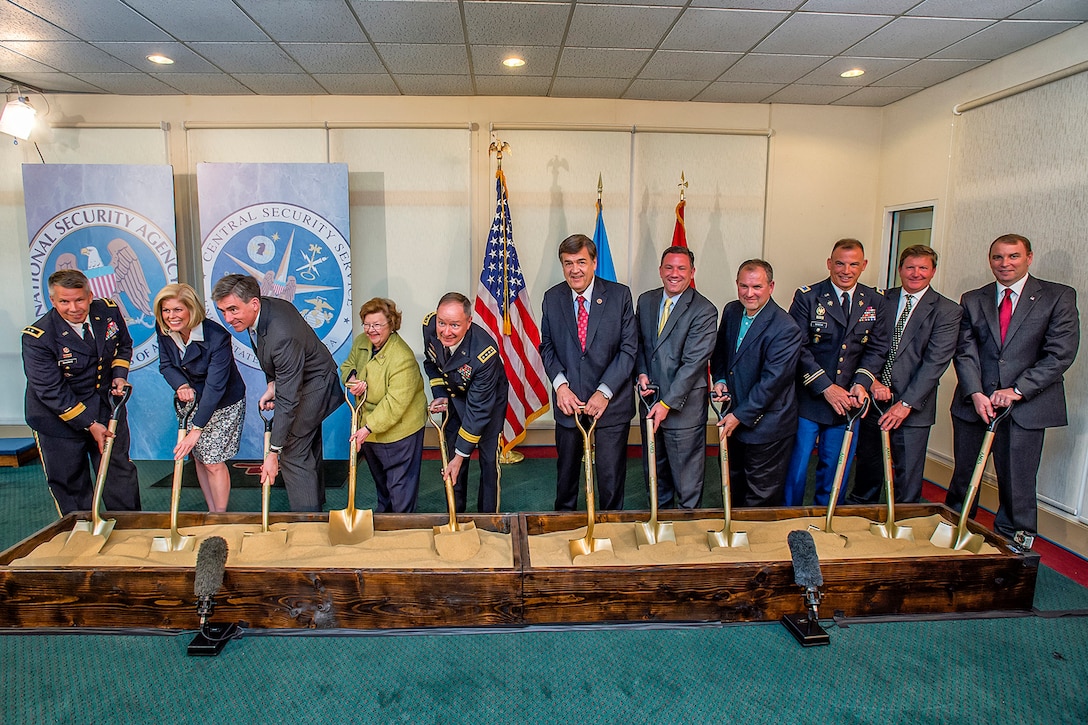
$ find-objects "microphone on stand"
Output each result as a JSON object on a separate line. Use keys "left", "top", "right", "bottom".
{"left": 188, "top": 536, "right": 239, "bottom": 656}
{"left": 781, "top": 529, "right": 830, "bottom": 647}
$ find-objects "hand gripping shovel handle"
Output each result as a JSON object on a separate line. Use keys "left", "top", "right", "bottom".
{"left": 822, "top": 396, "right": 870, "bottom": 535}
{"left": 344, "top": 379, "right": 366, "bottom": 517}
{"left": 573, "top": 407, "right": 600, "bottom": 540}
{"left": 637, "top": 383, "right": 662, "bottom": 522}
{"left": 168, "top": 394, "right": 197, "bottom": 544}
{"left": 90, "top": 383, "right": 133, "bottom": 526}
{"left": 952, "top": 403, "right": 1015, "bottom": 535}
{"left": 710, "top": 393, "right": 737, "bottom": 533}
{"left": 429, "top": 406, "right": 460, "bottom": 532}
{"left": 258, "top": 406, "right": 273, "bottom": 533}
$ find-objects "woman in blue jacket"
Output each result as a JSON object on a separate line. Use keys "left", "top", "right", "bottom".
{"left": 154, "top": 283, "right": 245, "bottom": 512}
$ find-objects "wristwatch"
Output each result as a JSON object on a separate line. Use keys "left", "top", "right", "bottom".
{"left": 899, "top": 401, "right": 912, "bottom": 410}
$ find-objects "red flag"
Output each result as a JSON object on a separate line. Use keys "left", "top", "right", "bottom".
{"left": 671, "top": 198, "right": 687, "bottom": 248}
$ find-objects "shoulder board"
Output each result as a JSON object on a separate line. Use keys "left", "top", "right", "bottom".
{"left": 478, "top": 345, "right": 497, "bottom": 364}
{"left": 101, "top": 297, "right": 118, "bottom": 308}
{"left": 422, "top": 312, "right": 435, "bottom": 326}
{"left": 799, "top": 285, "right": 811, "bottom": 293}
{"left": 22, "top": 325, "right": 44, "bottom": 338}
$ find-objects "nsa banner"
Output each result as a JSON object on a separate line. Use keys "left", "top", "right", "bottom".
{"left": 23, "top": 164, "right": 179, "bottom": 459}
{"left": 197, "top": 163, "right": 351, "bottom": 461}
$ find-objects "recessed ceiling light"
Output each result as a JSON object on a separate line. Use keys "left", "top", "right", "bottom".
{"left": 147, "top": 54, "right": 174, "bottom": 65}
{"left": 840, "top": 68, "right": 865, "bottom": 78}
{"left": 502, "top": 56, "right": 526, "bottom": 68}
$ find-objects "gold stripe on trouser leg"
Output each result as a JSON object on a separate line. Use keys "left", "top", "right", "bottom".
{"left": 32, "top": 431, "right": 64, "bottom": 519}
{"left": 495, "top": 440, "right": 502, "bottom": 513}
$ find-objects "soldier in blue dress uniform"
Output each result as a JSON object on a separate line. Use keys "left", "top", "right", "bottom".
{"left": 21, "top": 270, "right": 140, "bottom": 515}
{"left": 422, "top": 292, "right": 508, "bottom": 513}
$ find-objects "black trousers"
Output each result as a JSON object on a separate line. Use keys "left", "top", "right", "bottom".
{"left": 850, "top": 416, "right": 931, "bottom": 504}
{"left": 725, "top": 436, "right": 793, "bottom": 507}
{"left": 555, "top": 422, "right": 627, "bottom": 511}
{"left": 640, "top": 423, "right": 706, "bottom": 509}
{"left": 360, "top": 428, "right": 424, "bottom": 513}
{"left": 36, "top": 419, "right": 140, "bottom": 516}
{"left": 444, "top": 405, "right": 503, "bottom": 514}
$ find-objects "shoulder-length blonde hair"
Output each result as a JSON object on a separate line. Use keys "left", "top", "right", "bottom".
{"left": 153, "top": 283, "right": 207, "bottom": 333}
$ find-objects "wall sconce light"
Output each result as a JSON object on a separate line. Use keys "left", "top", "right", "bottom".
{"left": 0, "top": 95, "right": 37, "bottom": 141}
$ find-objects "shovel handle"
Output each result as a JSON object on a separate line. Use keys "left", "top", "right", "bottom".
{"left": 988, "top": 402, "right": 1014, "bottom": 432}
{"left": 845, "top": 395, "right": 870, "bottom": 427}
{"left": 636, "top": 382, "right": 661, "bottom": 414}
{"left": 110, "top": 383, "right": 132, "bottom": 421}
{"left": 258, "top": 406, "right": 273, "bottom": 434}
{"left": 174, "top": 395, "right": 197, "bottom": 430}
{"left": 709, "top": 393, "right": 733, "bottom": 422}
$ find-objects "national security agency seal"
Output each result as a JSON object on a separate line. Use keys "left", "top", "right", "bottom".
{"left": 202, "top": 201, "right": 352, "bottom": 369}
{"left": 28, "top": 203, "right": 176, "bottom": 370}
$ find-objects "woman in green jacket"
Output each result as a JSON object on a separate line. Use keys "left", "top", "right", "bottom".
{"left": 342, "top": 297, "right": 428, "bottom": 513}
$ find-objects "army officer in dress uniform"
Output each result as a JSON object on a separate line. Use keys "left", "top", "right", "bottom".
{"left": 22, "top": 269, "right": 141, "bottom": 515}
{"left": 422, "top": 292, "right": 509, "bottom": 513}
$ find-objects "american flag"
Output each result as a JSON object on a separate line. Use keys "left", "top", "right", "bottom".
{"left": 474, "top": 169, "right": 550, "bottom": 454}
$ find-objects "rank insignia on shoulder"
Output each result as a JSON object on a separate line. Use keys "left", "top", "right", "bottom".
{"left": 422, "top": 312, "right": 435, "bottom": 325}
{"left": 799, "top": 285, "right": 811, "bottom": 293}
{"left": 102, "top": 298, "right": 118, "bottom": 308}
{"left": 478, "top": 346, "right": 497, "bottom": 363}
{"left": 22, "top": 325, "right": 44, "bottom": 338}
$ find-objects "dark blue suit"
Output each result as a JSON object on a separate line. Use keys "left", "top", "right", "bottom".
{"left": 22, "top": 299, "right": 140, "bottom": 514}
{"left": 540, "top": 276, "right": 636, "bottom": 511}
{"left": 157, "top": 319, "right": 245, "bottom": 430}
{"left": 710, "top": 298, "right": 802, "bottom": 506}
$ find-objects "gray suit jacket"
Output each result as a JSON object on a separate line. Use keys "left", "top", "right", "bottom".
{"left": 254, "top": 296, "right": 343, "bottom": 448}
{"left": 951, "top": 276, "right": 1079, "bottom": 430}
{"left": 881, "top": 287, "right": 962, "bottom": 428}
{"left": 635, "top": 286, "right": 718, "bottom": 429}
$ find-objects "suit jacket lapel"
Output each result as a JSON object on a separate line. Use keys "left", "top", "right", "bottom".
{"left": 979, "top": 282, "right": 1001, "bottom": 348}
{"left": 896, "top": 289, "right": 931, "bottom": 349}
{"left": 847, "top": 288, "right": 866, "bottom": 329}
{"left": 1004, "top": 276, "right": 1040, "bottom": 346}
{"left": 821, "top": 281, "right": 848, "bottom": 327}
{"left": 656, "top": 287, "right": 691, "bottom": 350}
{"left": 585, "top": 279, "right": 606, "bottom": 350}
{"left": 53, "top": 310, "right": 92, "bottom": 354}
{"left": 734, "top": 301, "right": 774, "bottom": 361}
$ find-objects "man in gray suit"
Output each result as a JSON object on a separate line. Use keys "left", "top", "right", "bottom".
{"left": 635, "top": 246, "right": 717, "bottom": 509}
{"left": 850, "top": 245, "right": 962, "bottom": 504}
{"left": 213, "top": 273, "right": 343, "bottom": 512}
{"left": 540, "top": 234, "right": 636, "bottom": 511}
{"left": 947, "top": 234, "right": 1079, "bottom": 540}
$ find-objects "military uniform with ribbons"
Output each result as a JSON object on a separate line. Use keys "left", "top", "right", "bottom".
{"left": 22, "top": 298, "right": 141, "bottom": 514}
{"left": 422, "top": 313, "right": 508, "bottom": 513}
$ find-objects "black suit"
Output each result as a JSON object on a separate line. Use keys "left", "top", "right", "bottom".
{"left": 851, "top": 287, "right": 962, "bottom": 504}
{"left": 635, "top": 286, "right": 718, "bottom": 509}
{"left": 947, "top": 276, "right": 1079, "bottom": 537}
{"left": 253, "top": 297, "right": 343, "bottom": 512}
{"left": 710, "top": 299, "right": 803, "bottom": 506}
{"left": 540, "top": 276, "right": 636, "bottom": 511}
{"left": 22, "top": 299, "right": 140, "bottom": 514}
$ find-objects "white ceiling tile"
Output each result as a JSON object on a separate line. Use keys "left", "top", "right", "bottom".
{"left": 475, "top": 75, "right": 553, "bottom": 96}
{"left": 396, "top": 74, "right": 474, "bottom": 96}
{"left": 719, "top": 53, "right": 829, "bottom": 83}
{"left": 566, "top": 4, "right": 682, "bottom": 49}
{"left": 592, "top": 0, "right": 686, "bottom": 6}
{"left": 376, "top": 44, "right": 469, "bottom": 75}
{"left": 831, "top": 85, "right": 922, "bottom": 106}
{"left": 695, "top": 1, "right": 803, "bottom": 8}
{"left": 754, "top": 12, "right": 894, "bottom": 54}
{"left": 0, "top": 2, "right": 77, "bottom": 41}
{"left": 639, "top": 50, "right": 742, "bottom": 81}
{"left": 463, "top": 2, "right": 571, "bottom": 46}
{"left": 763, "top": 83, "right": 856, "bottom": 103}
{"left": 1013, "top": 0, "right": 1088, "bottom": 21}
{"left": 471, "top": 45, "right": 560, "bottom": 77}
{"left": 624, "top": 79, "right": 708, "bottom": 101}
{"left": 282, "top": 43, "right": 385, "bottom": 75}
{"left": 871, "top": 58, "right": 986, "bottom": 86}
{"left": 235, "top": 0, "right": 366, "bottom": 42}
{"left": 693, "top": 81, "right": 785, "bottom": 103}
{"left": 0, "top": 44, "right": 55, "bottom": 73}
{"left": 123, "top": 0, "right": 268, "bottom": 41}
{"left": 798, "top": 0, "right": 917, "bottom": 12}
{"left": 557, "top": 47, "right": 651, "bottom": 78}
{"left": 231, "top": 74, "right": 328, "bottom": 95}
{"left": 797, "top": 56, "right": 913, "bottom": 84}
{"left": 187, "top": 42, "right": 306, "bottom": 73}
{"left": 350, "top": 0, "right": 465, "bottom": 44}
{"left": 311, "top": 73, "right": 399, "bottom": 95}
{"left": 69, "top": 72, "right": 182, "bottom": 95}
{"left": 11, "top": 0, "right": 171, "bottom": 42}
{"left": 3, "top": 71, "right": 106, "bottom": 93}
{"left": 907, "top": 0, "right": 1037, "bottom": 20}
{"left": 932, "top": 19, "right": 1080, "bottom": 59}
{"left": 550, "top": 76, "right": 629, "bottom": 98}
{"left": 93, "top": 42, "right": 220, "bottom": 74}
{"left": 149, "top": 72, "right": 256, "bottom": 95}
{"left": 846, "top": 17, "right": 992, "bottom": 57}
{"left": 664, "top": 8, "right": 789, "bottom": 52}
{"left": 1, "top": 40, "right": 137, "bottom": 72}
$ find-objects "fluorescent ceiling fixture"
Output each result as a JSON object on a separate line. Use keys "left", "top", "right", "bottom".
{"left": 0, "top": 97, "right": 36, "bottom": 140}
{"left": 840, "top": 68, "right": 865, "bottom": 78}
{"left": 502, "top": 57, "right": 526, "bottom": 68}
{"left": 147, "top": 54, "right": 174, "bottom": 65}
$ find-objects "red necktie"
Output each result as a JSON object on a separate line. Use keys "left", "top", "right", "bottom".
{"left": 999, "top": 288, "right": 1013, "bottom": 344}
{"left": 577, "top": 295, "right": 588, "bottom": 352}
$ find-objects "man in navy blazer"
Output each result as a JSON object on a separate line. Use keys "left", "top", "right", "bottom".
{"left": 947, "top": 234, "right": 1079, "bottom": 540}
{"left": 540, "top": 234, "right": 636, "bottom": 511}
{"left": 710, "top": 259, "right": 803, "bottom": 507}
{"left": 635, "top": 246, "right": 718, "bottom": 509}
{"left": 850, "top": 245, "right": 962, "bottom": 504}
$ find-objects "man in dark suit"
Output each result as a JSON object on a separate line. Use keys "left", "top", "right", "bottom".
{"left": 212, "top": 273, "right": 342, "bottom": 512}
{"left": 710, "top": 259, "right": 803, "bottom": 507}
{"left": 635, "top": 246, "right": 717, "bottom": 509}
{"left": 947, "top": 234, "right": 1079, "bottom": 540}
{"left": 784, "top": 239, "right": 890, "bottom": 506}
{"left": 22, "top": 269, "right": 140, "bottom": 515}
{"left": 422, "top": 292, "right": 508, "bottom": 513}
{"left": 540, "top": 233, "right": 636, "bottom": 511}
{"left": 850, "top": 245, "right": 962, "bottom": 504}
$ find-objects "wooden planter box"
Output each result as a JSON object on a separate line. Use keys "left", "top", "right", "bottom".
{"left": 518, "top": 504, "right": 1039, "bottom": 625}
{"left": 0, "top": 512, "right": 522, "bottom": 630}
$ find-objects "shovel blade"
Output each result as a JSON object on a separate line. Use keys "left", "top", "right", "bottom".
{"left": 634, "top": 520, "right": 677, "bottom": 549}
{"left": 433, "top": 524, "right": 482, "bottom": 561}
{"left": 930, "top": 521, "right": 956, "bottom": 549}
{"left": 569, "top": 535, "right": 614, "bottom": 562}
{"left": 328, "top": 508, "right": 375, "bottom": 546}
{"left": 707, "top": 528, "right": 750, "bottom": 550}
{"left": 808, "top": 524, "right": 849, "bottom": 548}
{"left": 241, "top": 528, "right": 289, "bottom": 552}
{"left": 63, "top": 527, "right": 111, "bottom": 555}
{"left": 150, "top": 532, "right": 196, "bottom": 553}
{"left": 433, "top": 519, "right": 476, "bottom": 536}
{"left": 955, "top": 531, "right": 986, "bottom": 553}
{"left": 869, "top": 521, "right": 914, "bottom": 541}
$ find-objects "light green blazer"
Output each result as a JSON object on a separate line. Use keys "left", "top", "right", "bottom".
{"left": 340, "top": 331, "right": 427, "bottom": 444}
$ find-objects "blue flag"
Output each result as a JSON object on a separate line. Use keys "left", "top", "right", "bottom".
{"left": 592, "top": 199, "right": 617, "bottom": 282}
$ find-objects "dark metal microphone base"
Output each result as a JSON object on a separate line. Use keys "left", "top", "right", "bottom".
{"left": 187, "top": 622, "right": 239, "bottom": 657}
{"left": 780, "top": 613, "right": 830, "bottom": 647}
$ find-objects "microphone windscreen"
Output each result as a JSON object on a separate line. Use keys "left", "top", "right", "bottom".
{"left": 787, "top": 529, "right": 823, "bottom": 589}
{"left": 194, "top": 536, "right": 228, "bottom": 598}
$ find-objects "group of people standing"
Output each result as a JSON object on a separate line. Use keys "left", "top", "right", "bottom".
{"left": 23, "top": 230, "right": 1078, "bottom": 543}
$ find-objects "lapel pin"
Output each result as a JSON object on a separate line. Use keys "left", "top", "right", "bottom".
{"left": 596, "top": 298, "right": 602, "bottom": 304}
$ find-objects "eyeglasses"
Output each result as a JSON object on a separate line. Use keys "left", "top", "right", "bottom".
{"left": 363, "top": 322, "right": 387, "bottom": 331}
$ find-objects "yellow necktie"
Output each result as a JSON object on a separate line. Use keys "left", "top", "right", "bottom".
{"left": 658, "top": 298, "right": 672, "bottom": 335}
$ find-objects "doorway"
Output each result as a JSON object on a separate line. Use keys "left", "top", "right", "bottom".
{"left": 884, "top": 205, "right": 934, "bottom": 289}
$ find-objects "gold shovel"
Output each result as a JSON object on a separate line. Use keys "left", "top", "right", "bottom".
{"left": 810, "top": 397, "right": 870, "bottom": 544}
{"left": 707, "top": 394, "right": 749, "bottom": 550}
{"left": 867, "top": 399, "right": 914, "bottom": 541}
{"left": 428, "top": 407, "right": 480, "bottom": 560}
{"left": 151, "top": 396, "right": 198, "bottom": 553}
{"left": 634, "top": 383, "right": 676, "bottom": 548}
{"left": 66, "top": 383, "right": 132, "bottom": 552}
{"left": 931, "top": 404, "right": 1014, "bottom": 553}
{"left": 569, "top": 407, "right": 614, "bottom": 561}
{"left": 242, "top": 407, "right": 288, "bottom": 550}
{"left": 329, "top": 385, "right": 375, "bottom": 545}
